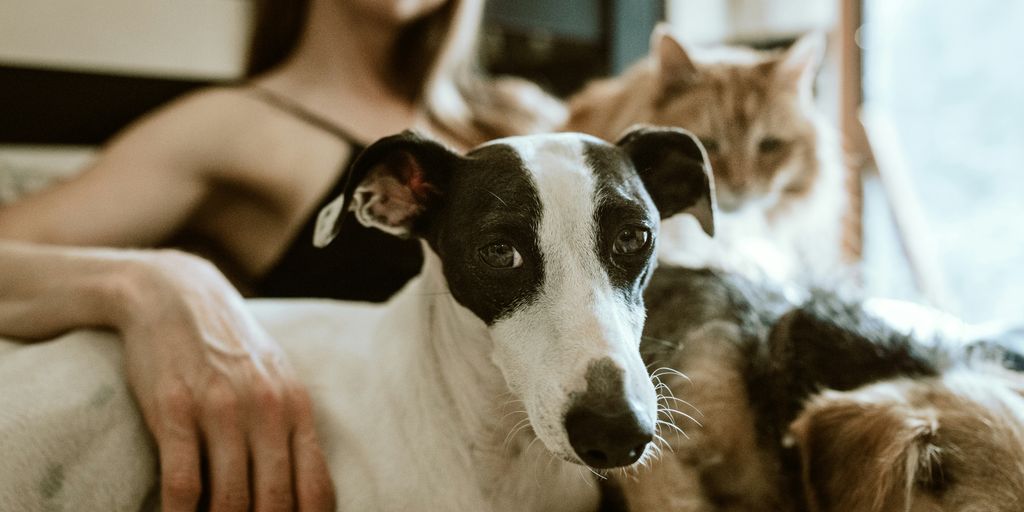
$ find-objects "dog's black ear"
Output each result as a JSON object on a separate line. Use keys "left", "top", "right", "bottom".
{"left": 616, "top": 126, "right": 717, "bottom": 236}
{"left": 313, "top": 130, "right": 459, "bottom": 247}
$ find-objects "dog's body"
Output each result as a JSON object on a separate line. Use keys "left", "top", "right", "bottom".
{"left": 0, "top": 129, "right": 720, "bottom": 511}
{"left": 615, "top": 266, "right": 1024, "bottom": 511}
{"left": 1, "top": 297, "right": 596, "bottom": 512}
{"left": 290, "top": 257, "right": 598, "bottom": 512}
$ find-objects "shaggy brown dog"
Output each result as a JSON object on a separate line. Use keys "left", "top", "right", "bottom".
{"left": 611, "top": 266, "right": 1024, "bottom": 512}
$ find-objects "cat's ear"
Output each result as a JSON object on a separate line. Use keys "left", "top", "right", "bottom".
{"left": 650, "top": 23, "right": 698, "bottom": 89}
{"left": 775, "top": 32, "right": 826, "bottom": 92}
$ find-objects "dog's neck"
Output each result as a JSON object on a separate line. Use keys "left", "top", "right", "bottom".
{"left": 413, "top": 249, "right": 506, "bottom": 431}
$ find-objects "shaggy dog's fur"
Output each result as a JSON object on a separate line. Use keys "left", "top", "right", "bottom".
{"left": 606, "top": 266, "right": 1024, "bottom": 511}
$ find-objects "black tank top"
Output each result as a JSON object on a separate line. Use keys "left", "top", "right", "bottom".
{"left": 246, "top": 87, "right": 424, "bottom": 302}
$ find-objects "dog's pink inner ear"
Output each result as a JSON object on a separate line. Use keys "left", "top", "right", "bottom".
{"left": 394, "top": 152, "right": 437, "bottom": 201}
{"left": 351, "top": 151, "right": 438, "bottom": 236}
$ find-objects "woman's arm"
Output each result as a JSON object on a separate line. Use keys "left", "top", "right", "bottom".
{"left": 0, "top": 90, "right": 235, "bottom": 247}
{"left": 0, "top": 241, "right": 130, "bottom": 338}
{"left": 0, "top": 241, "right": 335, "bottom": 511}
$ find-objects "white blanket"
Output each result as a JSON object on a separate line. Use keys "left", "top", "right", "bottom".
{"left": 0, "top": 331, "right": 155, "bottom": 511}
{"left": 0, "top": 298, "right": 385, "bottom": 512}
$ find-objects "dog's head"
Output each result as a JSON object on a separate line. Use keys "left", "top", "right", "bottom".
{"left": 314, "top": 127, "right": 715, "bottom": 469}
{"left": 789, "top": 371, "right": 1024, "bottom": 512}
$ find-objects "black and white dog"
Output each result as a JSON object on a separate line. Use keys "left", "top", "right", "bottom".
{"left": 302, "top": 127, "right": 715, "bottom": 511}
{"left": 0, "top": 127, "right": 716, "bottom": 511}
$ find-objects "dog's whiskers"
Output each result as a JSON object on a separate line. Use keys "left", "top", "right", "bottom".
{"left": 650, "top": 366, "right": 692, "bottom": 384}
{"left": 582, "top": 465, "right": 607, "bottom": 481}
{"left": 484, "top": 189, "right": 510, "bottom": 208}
{"left": 653, "top": 373, "right": 703, "bottom": 416}
{"left": 659, "top": 407, "right": 703, "bottom": 428}
{"left": 497, "top": 406, "right": 528, "bottom": 423}
{"left": 655, "top": 387, "right": 703, "bottom": 418}
{"left": 657, "top": 418, "right": 690, "bottom": 439}
{"left": 652, "top": 432, "right": 674, "bottom": 454}
{"left": 502, "top": 416, "right": 532, "bottom": 451}
{"left": 642, "top": 335, "right": 680, "bottom": 349}
{"left": 524, "top": 435, "right": 543, "bottom": 457}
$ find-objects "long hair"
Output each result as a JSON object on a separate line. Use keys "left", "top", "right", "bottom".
{"left": 245, "top": 0, "right": 565, "bottom": 147}
{"left": 245, "top": 0, "right": 309, "bottom": 77}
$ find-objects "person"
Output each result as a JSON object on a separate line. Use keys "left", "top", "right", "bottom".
{"left": 0, "top": 0, "right": 564, "bottom": 510}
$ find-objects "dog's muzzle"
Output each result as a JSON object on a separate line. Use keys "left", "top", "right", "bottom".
{"left": 564, "top": 403, "right": 653, "bottom": 468}
{"left": 563, "top": 358, "right": 653, "bottom": 468}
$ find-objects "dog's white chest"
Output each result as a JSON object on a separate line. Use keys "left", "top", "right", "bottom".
{"left": 273, "top": 292, "right": 599, "bottom": 512}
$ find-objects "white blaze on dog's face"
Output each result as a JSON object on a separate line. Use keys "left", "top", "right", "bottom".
{"left": 477, "top": 133, "right": 659, "bottom": 468}
{"left": 314, "top": 128, "right": 716, "bottom": 469}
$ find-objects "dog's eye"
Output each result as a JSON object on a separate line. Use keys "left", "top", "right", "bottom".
{"left": 612, "top": 226, "right": 651, "bottom": 256}
{"left": 758, "top": 136, "right": 785, "bottom": 153}
{"left": 479, "top": 242, "right": 523, "bottom": 269}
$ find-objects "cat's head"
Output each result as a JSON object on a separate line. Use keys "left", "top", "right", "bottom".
{"left": 647, "top": 27, "right": 826, "bottom": 212}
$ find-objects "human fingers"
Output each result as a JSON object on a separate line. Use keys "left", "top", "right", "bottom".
{"left": 249, "top": 383, "right": 295, "bottom": 512}
{"left": 156, "top": 384, "right": 202, "bottom": 512}
{"left": 202, "top": 380, "right": 251, "bottom": 512}
{"left": 290, "top": 391, "right": 336, "bottom": 511}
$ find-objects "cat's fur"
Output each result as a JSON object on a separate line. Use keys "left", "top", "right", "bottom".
{"left": 566, "top": 27, "right": 848, "bottom": 283}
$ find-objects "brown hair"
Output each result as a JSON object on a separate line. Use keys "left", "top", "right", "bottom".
{"left": 245, "top": 0, "right": 309, "bottom": 77}
{"left": 245, "top": 0, "right": 565, "bottom": 147}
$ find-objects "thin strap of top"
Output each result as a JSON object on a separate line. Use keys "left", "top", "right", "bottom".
{"left": 244, "top": 85, "right": 362, "bottom": 144}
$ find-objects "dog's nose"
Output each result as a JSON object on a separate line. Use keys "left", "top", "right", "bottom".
{"left": 564, "top": 404, "right": 653, "bottom": 468}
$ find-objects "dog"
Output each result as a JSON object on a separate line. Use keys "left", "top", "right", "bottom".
{"left": 608, "top": 265, "right": 1024, "bottom": 511}
{"left": 0, "top": 127, "right": 717, "bottom": 511}
{"left": 302, "top": 127, "right": 717, "bottom": 510}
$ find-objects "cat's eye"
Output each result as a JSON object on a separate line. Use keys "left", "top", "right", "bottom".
{"left": 479, "top": 242, "right": 523, "bottom": 269}
{"left": 612, "top": 226, "right": 652, "bottom": 256}
{"left": 700, "top": 138, "right": 720, "bottom": 153}
{"left": 758, "top": 137, "right": 785, "bottom": 153}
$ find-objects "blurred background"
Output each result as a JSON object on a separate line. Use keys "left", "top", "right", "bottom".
{"left": 1, "top": 0, "right": 1021, "bottom": 324}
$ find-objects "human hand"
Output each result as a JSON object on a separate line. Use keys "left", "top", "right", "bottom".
{"left": 115, "top": 251, "right": 335, "bottom": 511}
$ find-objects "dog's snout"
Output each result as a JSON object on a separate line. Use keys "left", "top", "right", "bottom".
{"left": 564, "top": 358, "right": 653, "bottom": 468}
{"left": 565, "top": 403, "right": 653, "bottom": 468}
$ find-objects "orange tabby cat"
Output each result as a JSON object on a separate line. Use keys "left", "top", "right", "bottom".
{"left": 566, "top": 27, "right": 848, "bottom": 283}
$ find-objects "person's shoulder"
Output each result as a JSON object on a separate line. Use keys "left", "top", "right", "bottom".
{"left": 83, "top": 85, "right": 284, "bottom": 187}
{"left": 132, "top": 86, "right": 289, "bottom": 163}
{"left": 146, "top": 85, "right": 262, "bottom": 132}
{"left": 105, "top": 86, "right": 257, "bottom": 150}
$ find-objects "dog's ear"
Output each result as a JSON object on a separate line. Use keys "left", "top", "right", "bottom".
{"left": 616, "top": 125, "right": 717, "bottom": 236}
{"left": 313, "top": 130, "right": 459, "bottom": 247}
{"left": 650, "top": 23, "right": 698, "bottom": 90}
{"left": 788, "top": 388, "right": 940, "bottom": 512}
